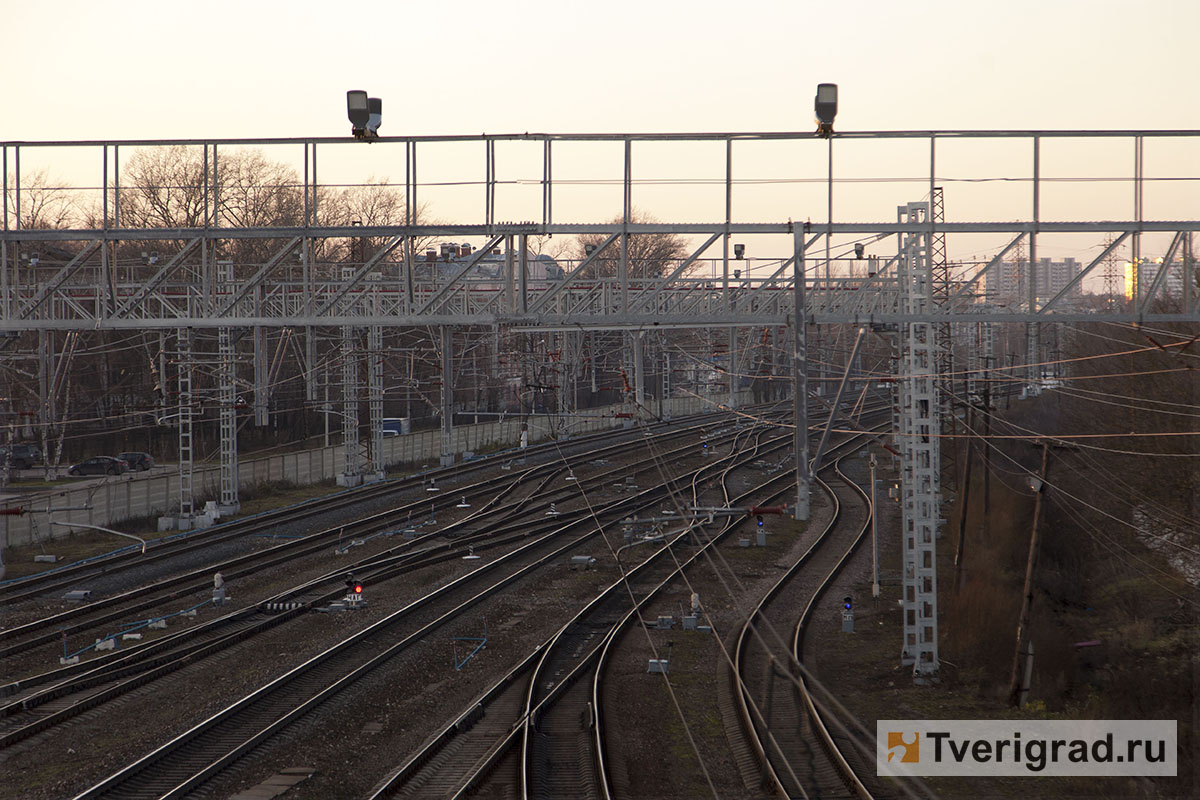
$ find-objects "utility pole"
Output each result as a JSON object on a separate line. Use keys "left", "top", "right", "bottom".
{"left": 953, "top": 404, "right": 974, "bottom": 591}
{"left": 1008, "top": 442, "right": 1050, "bottom": 707}
{"left": 982, "top": 358, "right": 992, "bottom": 537}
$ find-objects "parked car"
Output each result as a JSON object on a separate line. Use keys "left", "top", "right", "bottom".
{"left": 119, "top": 452, "right": 154, "bottom": 471}
{"left": 68, "top": 456, "right": 129, "bottom": 476}
{"left": 0, "top": 444, "right": 42, "bottom": 470}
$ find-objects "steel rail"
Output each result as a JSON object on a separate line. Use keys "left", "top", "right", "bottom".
{"left": 0, "top": 413, "right": 732, "bottom": 655}
{"left": 517, "top": 423, "right": 772, "bottom": 800}
{"left": 372, "top": 418, "right": 884, "bottom": 800}
{"left": 67, "top": 417, "right": 799, "bottom": 799}
{"left": 1, "top": 411, "right": 776, "bottom": 705}
{"left": 1, "top": 410, "right": 713, "bottom": 602}
{"left": 730, "top": 431, "right": 886, "bottom": 799}
{"left": 365, "top": 423, "right": 791, "bottom": 799}
{"left": 790, "top": 453, "right": 876, "bottom": 800}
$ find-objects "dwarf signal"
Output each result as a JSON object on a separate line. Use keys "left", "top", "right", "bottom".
{"left": 344, "top": 575, "right": 366, "bottom": 609}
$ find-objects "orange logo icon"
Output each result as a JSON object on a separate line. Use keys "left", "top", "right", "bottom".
{"left": 887, "top": 732, "right": 920, "bottom": 763}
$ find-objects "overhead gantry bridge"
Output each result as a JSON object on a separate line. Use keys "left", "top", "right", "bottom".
{"left": 2, "top": 128, "right": 1197, "bottom": 681}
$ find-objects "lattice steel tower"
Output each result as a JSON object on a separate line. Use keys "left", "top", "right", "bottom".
{"left": 897, "top": 201, "right": 941, "bottom": 680}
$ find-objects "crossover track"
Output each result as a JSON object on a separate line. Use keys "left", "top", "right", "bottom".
{"left": 1, "top": 410, "right": 793, "bottom": 747}
{"left": 68, "top": 414, "right": 808, "bottom": 799}
{"left": 364, "top": 419, "right": 887, "bottom": 800}
{"left": 731, "top": 445, "right": 879, "bottom": 799}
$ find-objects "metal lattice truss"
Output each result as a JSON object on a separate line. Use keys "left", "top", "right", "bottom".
{"left": 1, "top": 130, "right": 1197, "bottom": 333}
{"left": 896, "top": 202, "right": 942, "bottom": 679}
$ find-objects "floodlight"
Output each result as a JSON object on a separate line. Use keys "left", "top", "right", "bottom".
{"left": 367, "top": 97, "right": 382, "bottom": 136}
{"left": 854, "top": 243, "right": 864, "bottom": 259}
{"left": 347, "top": 90, "right": 369, "bottom": 136}
{"left": 733, "top": 243, "right": 745, "bottom": 260}
{"left": 814, "top": 83, "right": 838, "bottom": 136}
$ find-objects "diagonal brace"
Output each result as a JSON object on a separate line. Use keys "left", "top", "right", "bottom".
{"left": 20, "top": 240, "right": 103, "bottom": 319}
{"left": 415, "top": 234, "right": 505, "bottom": 316}
{"left": 1039, "top": 232, "right": 1130, "bottom": 313}
{"left": 315, "top": 235, "right": 406, "bottom": 317}
{"left": 114, "top": 238, "right": 202, "bottom": 318}
{"left": 217, "top": 236, "right": 302, "bottom": 317}
{"left": 810, "top": 327, "right": 866, "bottom": 474}
{"left": 528, "top": 232, "right": 620, "bottom": 314}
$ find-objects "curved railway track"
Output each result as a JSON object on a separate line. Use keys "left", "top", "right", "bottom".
{"left": 1, "top": 412, "right": 794, "bottom": 749}
{"left": 731, "top": 447, "right": 878, "bottom": 799}
{"left": 363, "top": 421, "right": 887, "bottom": 800}
{"left": 1, "top": 410, "right": 771, "bottom": 663}
{"left": 65, "top": 413, "right": 815, "bottom": 799}
{"left": 0, "top": 411, "right": 731, "bottom": 607}
{"left": 2, "top": 399, "right": 902, "bottom": 800}
{"left": 365, "top": 422, "right": 785, "bottom": 799}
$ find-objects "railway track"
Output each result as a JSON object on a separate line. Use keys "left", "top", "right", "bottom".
{"left": 3, "top": 399, "right": 900, "bottom": 800}
{"left": 65, "top": 414, "right": 810, "bottom": 799}
{"left": 1, "top": 410, "right": 769, "bottom": 663}
{"left": 364, "top": 421, "right": 887, "bottom": 800}
{"left": 365, "top": 422, "right": 785, "bottom": 799}
{"left": 0, "top": 411, "right": 730, "bottom": 607}
{"left": 731, "top": 445, "right": 879, "bottom": 799}
{"left": 1, "top": 412, "right": 792, "bottom": 748}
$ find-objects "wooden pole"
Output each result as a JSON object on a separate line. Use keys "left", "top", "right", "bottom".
{"left": 1007, "top": 442, "right": 1050, "bottom": 706}
{"left": 953, "top": 405, "right": 974, "bottom": 591}
{"left": 982, "top": 362, "right": 991, "bottom": 537}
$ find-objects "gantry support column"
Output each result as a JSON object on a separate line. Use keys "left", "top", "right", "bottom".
{"left": 174, "top": 328, "right": 196, "bottom": 528}
{"left": 252, "top": 285, "right": 269, "bottom": 427}
{"left": 338, "top": 323, "right": 362, "bottom": 487}
{"left": 898, "top": 200, "right": 940, "bottom": 681}
{"left": 216, "top": 261, "right": 240, "bottom": 515}
{"left": 633, "top": 331, "right": 646, "bottom": 411}
{"left": 662, "top": 344, "right": 672, "bottom": 421}
{"left": 440, "top": 325, "right": 455, "bottom": 467}
{"left": 37, "top": 330, "right": 54, "bottom": 478}
{"left": 792, "top": 229, "right": 810, "bottom": 521}
{"left": 366, "top": 280, "right": 385, "bottom": 481}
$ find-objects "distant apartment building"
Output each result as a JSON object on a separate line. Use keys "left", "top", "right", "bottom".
{"left": 985, "top": 257, "right": 1082, "bottom": 306}
{"left": 1124, "top": 259, "right": 1193, "bottom": 302}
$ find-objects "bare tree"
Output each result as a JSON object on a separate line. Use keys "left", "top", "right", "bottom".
{"left": 4, "top": 169, "right": 80, "bottom": 230}
{"left": 217, "top": 149, "right": 304, "bottom": 229}
{"left": 116, "top": 145, "right": 209, "bottom": 229}
{"left": 573, "top": 211, "right": 689, "bottom": 280}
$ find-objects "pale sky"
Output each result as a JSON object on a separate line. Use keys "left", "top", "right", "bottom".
{"left": 4, "top": 0, "right": 1196, "bottom": 139}
{"left": 3, "top": 0, "right": 1198, "bottom": 277}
